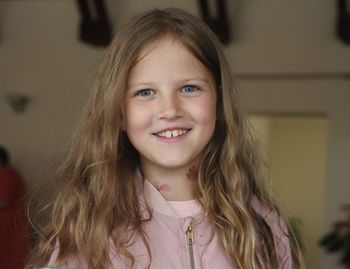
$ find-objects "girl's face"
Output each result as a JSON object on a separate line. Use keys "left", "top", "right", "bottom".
{"left": 125, "top": 37, "right": 217, "bottom": 172}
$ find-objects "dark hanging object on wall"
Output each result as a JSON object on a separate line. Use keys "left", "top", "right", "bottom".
{"left": 198, "top": 0, "right": 231, "bottom": 44}
{"left": 76, "top": 0, "right": 112, "bottom": 46}
{"left": 337, "top": 0, "right": 350, "bottom": 44}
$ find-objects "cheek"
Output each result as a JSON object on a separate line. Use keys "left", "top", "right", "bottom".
{"left": 125, "top": 105, "right": 151, "bottom": 135}
{"left": 192, "top": 97, "right": 216, "bottom": 125}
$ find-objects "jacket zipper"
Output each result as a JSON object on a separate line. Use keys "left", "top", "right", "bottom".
{"left": 186, "top": 223, "right": 196, "bottom": 269}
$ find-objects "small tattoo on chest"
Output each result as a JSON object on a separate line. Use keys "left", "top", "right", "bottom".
{"left": 158, "top": 183, "right": 171, "bottom": 191}
{"left": 154, "top": 180, "right": 171, "bottom": 192}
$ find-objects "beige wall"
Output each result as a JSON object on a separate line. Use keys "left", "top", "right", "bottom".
{"left": 273, "top": 117, "right": 326, "bottom": 269}
{"left": 241, "top": 87, "right": 350, "bottom": 269}
{"left": 250, "top": 116, "right": 328, "bottom": 268}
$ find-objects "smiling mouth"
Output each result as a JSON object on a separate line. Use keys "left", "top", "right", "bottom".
{"left": 154, "top": 129, "right": 190, "bottom": 138}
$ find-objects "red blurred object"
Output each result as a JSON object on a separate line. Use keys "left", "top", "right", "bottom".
{"left": 0, "top": 167, "right": 30, "bottom": 269}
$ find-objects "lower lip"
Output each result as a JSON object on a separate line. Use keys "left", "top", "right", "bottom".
{"left": 153, "top": 130, "right": 190, "bottom": 144}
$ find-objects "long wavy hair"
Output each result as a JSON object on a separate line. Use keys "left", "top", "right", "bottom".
{"left": 28, "top": 8, "right": 303, "bottom": 269}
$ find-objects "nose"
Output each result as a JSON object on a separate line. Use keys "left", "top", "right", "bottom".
{"left": 157, "top": 93, "right": 184, "bottom": 120}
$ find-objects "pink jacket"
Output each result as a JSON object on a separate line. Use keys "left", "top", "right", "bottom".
{"left": 48, "top": 178, "right": 292, "bottom": 269}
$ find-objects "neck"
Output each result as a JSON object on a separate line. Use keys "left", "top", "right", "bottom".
{"left": 140, "top": 163, "right": 199, "bottom": 201}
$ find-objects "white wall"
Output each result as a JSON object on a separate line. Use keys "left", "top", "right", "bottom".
{"left": 0, "top": 1, "right": 349, "bottom": 268}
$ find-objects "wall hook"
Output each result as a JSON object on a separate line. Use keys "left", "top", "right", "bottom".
{"left": 5, "top": 94, "right": 31, "bottom": 114}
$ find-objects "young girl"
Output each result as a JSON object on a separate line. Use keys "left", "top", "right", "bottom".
{"left": 28, "top": 8, "right": 302, "bottom": 269}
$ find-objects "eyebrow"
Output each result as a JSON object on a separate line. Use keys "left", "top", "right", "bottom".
{"left": 128, "top": 77, "right": 212, "bottom": 89}
{"left": 179, "top": 77, "right": 211, "bottom": 84}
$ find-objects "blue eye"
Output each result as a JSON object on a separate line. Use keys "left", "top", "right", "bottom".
{"left": 136, "top": 89, "right": 155, "bottom": 97}
{"left": 181, "top": 85, "right": 198, "bottom": 93}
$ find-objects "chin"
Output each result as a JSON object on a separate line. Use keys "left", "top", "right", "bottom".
{"left": 156, "top": 161, "right": 189, "bottom": 169}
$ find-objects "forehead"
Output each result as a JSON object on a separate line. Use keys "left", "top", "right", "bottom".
{"left": 128, "top": 36, "right": 212, "bottom": 83}
{"left": 138, "top": 36, "right": 190, "bottom": 58}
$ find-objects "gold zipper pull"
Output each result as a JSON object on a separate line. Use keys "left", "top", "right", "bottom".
{"left": 186, "top": 223, "right": 196, "bottom": 269}
{"left": 186, "top": 223, "right": 193, "bottom": 244}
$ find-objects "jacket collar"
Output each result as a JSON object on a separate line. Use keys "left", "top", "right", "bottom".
{"left": 135, "top": 169, "right": 204, "bottom": 217}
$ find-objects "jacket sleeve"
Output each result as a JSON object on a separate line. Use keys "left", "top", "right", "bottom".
{"left": 251, "top": 197, "right": 292, "bottom": 269}
{"left": 46, "top": 242, "right": 89, "bottom": 269}
{"left": 267, "top": 208, "right": 292, "bottom": 269}
{"left": 46, "top": 239, "right": 126, "bottom": 269}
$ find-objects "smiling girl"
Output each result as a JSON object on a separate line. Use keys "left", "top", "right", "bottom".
{"left": 28, "top": 8, "right": 302, "bottom": 269}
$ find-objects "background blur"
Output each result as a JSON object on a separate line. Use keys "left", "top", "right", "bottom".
{"left": 0, "top": 1, "right": 349, "bottom": 268}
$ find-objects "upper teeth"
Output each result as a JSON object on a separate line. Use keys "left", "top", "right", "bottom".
{"left": 157, "top": 129, "right": 188, "bottom": 138}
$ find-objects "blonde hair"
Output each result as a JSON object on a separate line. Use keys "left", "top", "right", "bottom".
{"left": 28, "top": 8, "right": 303, "bottom": 269}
